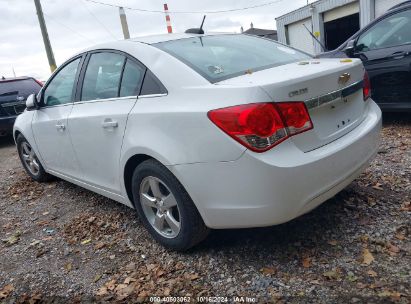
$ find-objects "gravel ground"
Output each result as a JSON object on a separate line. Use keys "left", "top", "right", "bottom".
{"left": 0, "top": 114, "right": 410, "bottom": 303}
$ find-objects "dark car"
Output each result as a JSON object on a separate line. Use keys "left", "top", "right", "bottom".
{"left": 317, "top": 2, "right": 411, "bottom": 111}
{"left": 0, "top": 76, "right": 42, "bottom": 136}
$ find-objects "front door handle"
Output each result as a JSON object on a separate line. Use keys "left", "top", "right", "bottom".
{"left": 102, "top": 119, "right": 118, "bottom": 129}
{"left": 390, "top": 51, "right": 406, "bottom": 60}
{"left": 56, "top": 123, "right": 66, "bottom": 131}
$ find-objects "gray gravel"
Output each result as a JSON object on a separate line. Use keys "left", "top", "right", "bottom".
{"left": 0, "top": 113, "right": 410, "bottom": 303}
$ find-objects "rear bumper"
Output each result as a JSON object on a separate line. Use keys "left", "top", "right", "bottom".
{"left": 0, "top": 115, "right": 17, "bottom": 135}
{"left": 170, "top": 100, "right": 382, "bottom": 229}
{"left": 378, "top": 102, "right": 411, "bottom": 112}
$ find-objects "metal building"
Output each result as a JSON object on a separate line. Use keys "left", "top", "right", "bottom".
{"left": 276, "top": 0, "right": 404, "bottom": 55}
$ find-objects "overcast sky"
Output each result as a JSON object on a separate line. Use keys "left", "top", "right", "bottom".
{"left": 0, "top": 0, "right": 311, "bottom": 80}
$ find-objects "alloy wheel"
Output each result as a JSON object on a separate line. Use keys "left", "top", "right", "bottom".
{"left": 21, "top": 142, "right": 40, "bottom": 176}
{"left": 139, "top": 176, "right": 181, "bottom": 238}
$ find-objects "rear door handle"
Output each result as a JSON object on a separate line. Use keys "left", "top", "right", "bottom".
{"left": 102, "top": 119, "right": 118, "bottom": 129}
{"left": 56, "top": 123, "right": 66, "bottom": 130}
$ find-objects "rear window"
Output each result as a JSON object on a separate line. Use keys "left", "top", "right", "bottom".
{"left": 154, "top": 34, "right": 311, "bottom": 83}
{"left": 0, "top": 79, "right": 41, "bottom": 96}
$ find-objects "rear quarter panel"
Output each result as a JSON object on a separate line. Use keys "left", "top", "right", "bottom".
{"left": 120, "top": 85, "right": 272, "bottom": 167}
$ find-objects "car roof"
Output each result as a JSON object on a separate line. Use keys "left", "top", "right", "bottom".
{"left": 80, "top": 32, "right": 234, "bottom": 55}
{"left": 79, "top": 32, "right": 232, "bottom": 54}
{"left": 130, "top": 32, "right": 231, "bottom": 44}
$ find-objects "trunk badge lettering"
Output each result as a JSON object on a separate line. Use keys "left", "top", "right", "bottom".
{"left": 338, "top": 73, "right": 351, "bottom": 85}
{"left": 289, "top": 88, "right": 308, "bottom": 98}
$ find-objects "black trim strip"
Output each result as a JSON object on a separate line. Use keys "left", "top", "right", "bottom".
{"left": 305, "top": 80, "right": 363, "bottom": 109}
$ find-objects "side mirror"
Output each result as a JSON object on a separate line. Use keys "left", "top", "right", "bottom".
{"left": 344, "top": 39, "right": 356, "bottom": 57}
{"left": 26, "top": 94, "right": 39, "bottom": 110}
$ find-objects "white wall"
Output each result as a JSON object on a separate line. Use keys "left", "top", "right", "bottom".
{"left": 323, "top": 2, "right": 360, "bottom": 22}
{"left": 375, "top": 0, "right": 405, "bottom": 17}
{"left": 276, "top": 0, "right": 360, "bottom": 55}
{"left": 286, "top": 18, "right": 315, "bottom": 54}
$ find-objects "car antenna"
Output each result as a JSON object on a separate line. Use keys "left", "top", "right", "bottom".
{"left": 199, "top": 15, "right": 206, "bottom": 33}
{"left": 199, "top": 16, "right": 206, "bottom": 47}
{"left": 185, "top": 15, "right": 206, "bottom": 34}
{"left": 302, "top": 23, "right": 327, "bottom": 52}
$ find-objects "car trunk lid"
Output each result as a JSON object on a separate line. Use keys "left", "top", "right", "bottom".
{"left": 217, "top": 58, "right": 367, "bottom": 152}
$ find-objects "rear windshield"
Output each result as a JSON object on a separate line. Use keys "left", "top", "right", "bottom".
{"left": 154, "top": 34, "right": 311, "bottom": 83}
{"left": 0, "top": 79, "right": 41, "bottom": 96}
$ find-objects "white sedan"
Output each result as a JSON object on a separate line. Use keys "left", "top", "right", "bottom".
{"left": 14, "top": 33, "right": 381, "bottom": 250}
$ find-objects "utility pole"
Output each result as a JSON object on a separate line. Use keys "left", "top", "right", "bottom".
{"left": 119, "top": 7, "right": 130, "bottom": 39}
{"left": 34, "top": 0, "right": 57, "bottom": 73}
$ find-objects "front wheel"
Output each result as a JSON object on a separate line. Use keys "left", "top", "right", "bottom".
{"left": 17, "top": 135, "right": 53, "bottom": 182}
{"left": 131, "top": 159, "right": 209, "bottom": 251}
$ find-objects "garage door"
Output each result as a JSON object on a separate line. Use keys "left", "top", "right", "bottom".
{"left": 323, "top": 2, "right": 360, "bottom": 22}
{"left": 375, "top": 0, "right": 404, "bottom": 17}
{"left": 286, "top": 18, "right": 314, "bottom": 55}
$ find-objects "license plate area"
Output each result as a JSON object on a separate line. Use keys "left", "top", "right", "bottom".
{"left": 310, "top": 90, "right": 365, "bottom": 141}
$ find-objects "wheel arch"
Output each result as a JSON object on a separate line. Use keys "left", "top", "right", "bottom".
{"left": 13, "top": 126, "right": 46, "bottom": 168}
{"left": 122, "top": 153, "right": 207, "bottom": 223}
{"left": 121, "top": 148, "right": 209, "bottom": 228}
{"left": 14, "top": 129, "right": 22, "bottom": 143}
{"left": 123, "top": 154, "right": 154, "bottom": 206}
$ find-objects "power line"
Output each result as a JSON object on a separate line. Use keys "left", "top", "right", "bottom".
{"left": 78, "top": 0, "right": 118, "bottom": 40}
{"left": 43, "top": 12, "right": 96, "bottom": 43}
{"left": 83, "top": 0, "right": 284, "bottom": 14}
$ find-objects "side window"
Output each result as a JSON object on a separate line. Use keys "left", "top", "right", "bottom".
{"left": 356, "top": 10, "right": 411, "bottom": 52}
{"left": 81, "top": 52, "right": 125, "bottom": 101}
{"left": 119, "top": 59, "right": 145, "bottom": 97}
{"left": 43, "top": 58, "right": 81, "bottom": 106}
{"left": 140, "top": 70, "right": 167, "bottom": 95}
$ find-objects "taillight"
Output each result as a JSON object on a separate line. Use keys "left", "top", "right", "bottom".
{"left": 208, "top": 102, "right": 313, "bottom": 152}
{"left": 277, "top": 102, "right": 313, "bottom": 136}
{"left": 363, "top": 71, "right": 371, "bottom": 101}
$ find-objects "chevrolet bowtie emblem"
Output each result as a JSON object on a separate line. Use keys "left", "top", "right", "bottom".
{"left": 338, "top": 73, "right": 351, "bottom": 85}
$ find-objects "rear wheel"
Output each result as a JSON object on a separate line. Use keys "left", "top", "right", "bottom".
{"left": 17, "top": 135, "right": 53, "bottom": 182}
{"left": 131, "top": 159, "right": 209, "bottom": 251}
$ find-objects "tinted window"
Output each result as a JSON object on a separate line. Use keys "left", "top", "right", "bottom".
{"left": 357, "top": 10, "right": 411, "bottom": 51}
{"left": 154, "top": 34, "right": 310, "bottom": 83}
{"left": 120, "top": 59, "right": 145, "bottom": 97}
{"left": 0, "top": 79, "right": 41, "bottom": 97}
{"left": 81, "top": 52, "right": 125, "bottom": 101}
{"left": 43, "top": 58, "right": 81, "bottom": 106}
{"left": 140, "top": 70, "right": 167, "bottom": 95}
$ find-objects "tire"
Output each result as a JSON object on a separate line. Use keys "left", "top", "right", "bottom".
{"left": 16, "top": 134, "right": 53, "bottom": 182}
{"left": 131, "top": 159, "right": 209, "bottom": 251}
